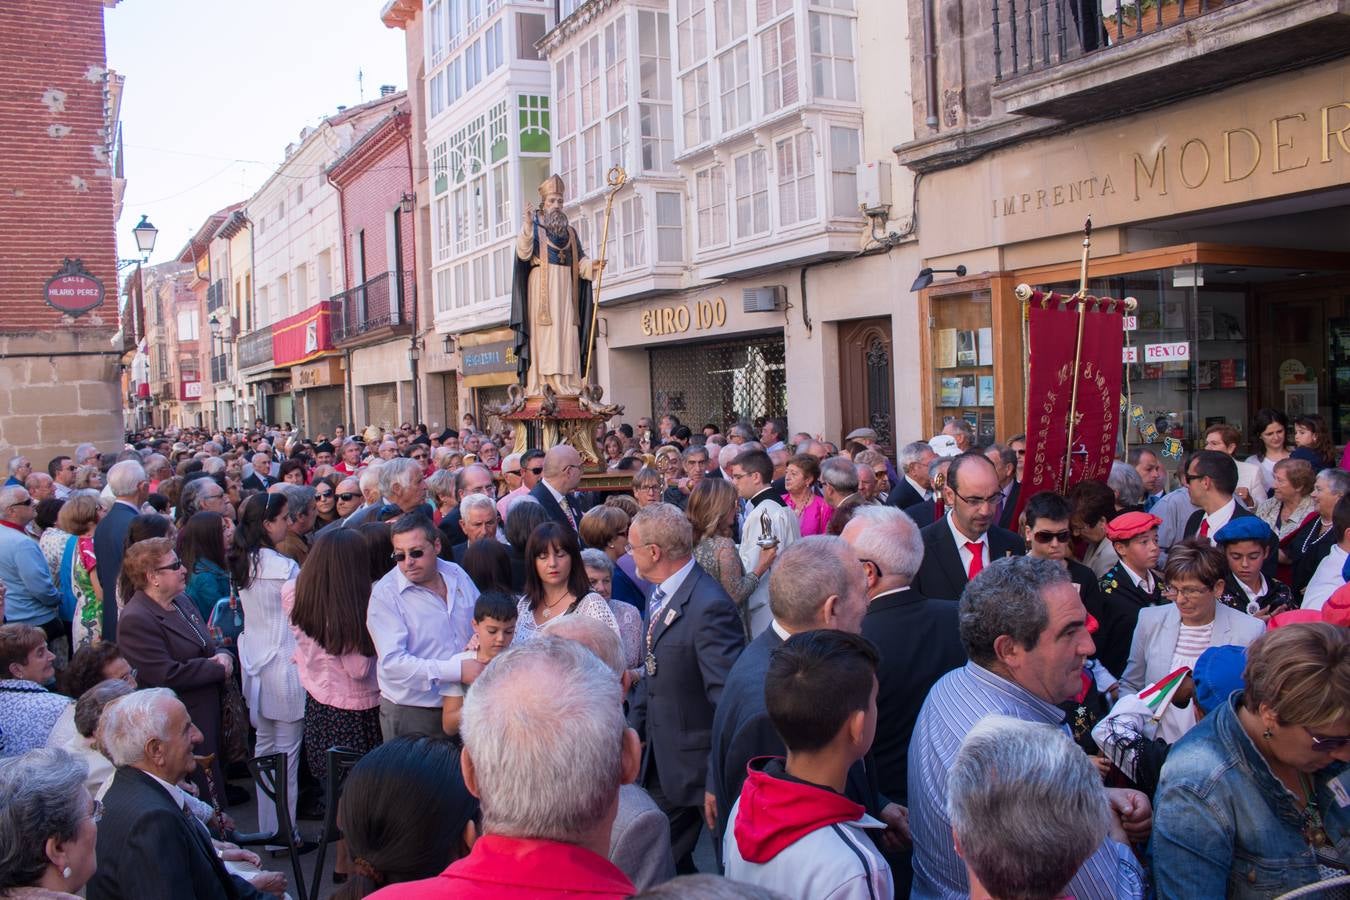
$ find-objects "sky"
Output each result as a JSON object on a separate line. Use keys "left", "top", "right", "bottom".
{"left": 106, "top": 1, "right": 408, "bottom": 264}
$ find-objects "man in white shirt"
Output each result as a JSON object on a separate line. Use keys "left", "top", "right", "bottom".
{"left": 367, "top": 513, "right": 480, "bottom": 740}
{"left": 732, "top": 450, "right": 799, "bottom": 636}
{"left": 888, "top": 441, "right": 938, "bottom": 510}
{"left": 1183, "top": 450, "right": 1249, "bottom": 544}
{"left": 49, "top": 455, "right": 76, "bottom": 500}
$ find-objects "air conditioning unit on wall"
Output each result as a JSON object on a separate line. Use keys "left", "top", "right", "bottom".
{"left": 743, "top": 285, "right": 785, "bottom": 313}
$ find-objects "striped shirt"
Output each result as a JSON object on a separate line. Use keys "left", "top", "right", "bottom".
{"left": 908, "top": 662, "right": 1146, "bottom": 900}
{"left": 1171, "top": 622, "right": 1215, "bottom": 672}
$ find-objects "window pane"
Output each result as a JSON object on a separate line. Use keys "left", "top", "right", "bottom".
{"left": 517, "top": 13, "right": 546, "bottom": 59}
{"left": 830, "top": 126, "right": 860, "bottom": 218}
{"left": 656, "top": 191, "right": 683, "bottom": 262}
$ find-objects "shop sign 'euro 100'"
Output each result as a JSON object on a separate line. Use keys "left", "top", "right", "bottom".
{"left": 44, "top": 258, "right": 105, "bottom": 317}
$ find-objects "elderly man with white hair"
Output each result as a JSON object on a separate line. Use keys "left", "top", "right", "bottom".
{"left": 93, "top": 460, "right": 148, "bottom": 641}
{"left": 543, "top": 615, "right": 676, "bottom": 891}
{"left": 0, "top": 487, "right": 63, "bottom": 637}
{"left": 345, "top": 457, "right": 427, "bottom": 528}
{"left": 948, "top": 716, "right": 1117, "bottom": 900}
{"left": 842, "top": 505, "right": 965, "bottom": 894}
{"left": 373, "top": 638, "right": 641, "bottom": 898}
{"left": 87, "top": 688, "right": 273, "bottom": 900}
{"left": 4, "top": 455, "right": 31, "bottom": 487}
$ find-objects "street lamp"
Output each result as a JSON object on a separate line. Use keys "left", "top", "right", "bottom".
{"left": 400, "top": 192, "right": 415, "bottom": 215}
{"left": 909, "top": 265, "right": 967, "bottom": 292}
{"left": 131, "top": 215, "right": 158, "bottom": 261}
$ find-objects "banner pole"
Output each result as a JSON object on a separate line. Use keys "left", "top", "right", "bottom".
{"left": 1063, "top": 217, "right": 1092, "bottom": 492}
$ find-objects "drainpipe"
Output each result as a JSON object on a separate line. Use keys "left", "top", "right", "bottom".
{"left": 325, "top": 164, "right": 354, "bottom": 432}
{"left": 922, "top": 0, "right": 939, "bottom": 129}
{"left": 399, "top": 111, "right": 422, "bottom": 428}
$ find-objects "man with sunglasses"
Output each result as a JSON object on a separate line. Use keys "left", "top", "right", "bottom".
{"left": 368, "top": 512, "right": 481, "bottom": 741}
{"left": 0, "top": 486, "right": 64, "bottom": 647}
{"left": 48, "top": 455, "right": 76, "bottom": 500}
{"left": 496, "top": 449, "right": 544, "bottom": 522}
{"left": 913, "top": 453, "right": 1025, "bottom": 602}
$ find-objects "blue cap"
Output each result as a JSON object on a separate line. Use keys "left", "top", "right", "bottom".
{"left": 1212, "top": 516, "right": 1275, "bottom": 545}
{"left": 1193, "top": 645, "right": 1247, "bottom": 713}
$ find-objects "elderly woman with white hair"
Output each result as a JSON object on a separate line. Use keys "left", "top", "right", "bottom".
{"left": 0, "top": 747, "right": 98, "bottom": 898}
{"left": 948, "top": 715, "right": 1117, "bottom": 900}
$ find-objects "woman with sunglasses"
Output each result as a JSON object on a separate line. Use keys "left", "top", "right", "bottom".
{"left": 229, "top": 492, "right": 305, "bottom": 845}
{"left": 1119, "top": 540, "right": 1263, "bottom": 742}
{"left": 115, "top": 536, "right": 232, "bottom": 793}
{"left": 312, "top": 474, "right": 341, "bottom": 528}
{"left": 513, "top": 522, "right": 619, "bottom": 644}
{"left": 1154, "top": 623, "right": 1350, "bottom": 898}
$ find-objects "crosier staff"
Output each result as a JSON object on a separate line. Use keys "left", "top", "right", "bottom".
{"left": 583, "top": 166, "right": 628, "bottom": 384}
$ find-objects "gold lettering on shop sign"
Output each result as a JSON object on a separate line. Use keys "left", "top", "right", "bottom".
{"left": 1272, "top": 114, "right": 1309, "bottom": 173}
{"left": 990, "top": 176, "right": 1114, "bottom": 218}
{"left": 1322, "top": 103, "right": 1350, "bottom": 163}
{"left": 1133, "top": 147, "right": 1167, "bottom": 201}
{"left": 1178, "top": 138, "right": 1211, "bottom": 190}
{"left": 640, "top": 297, "right": 725, "bottom": 336}
{"left": 1223, "top": 128, "right": 1261, "bottom": 182}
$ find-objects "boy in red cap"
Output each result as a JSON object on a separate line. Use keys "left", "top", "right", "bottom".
{"left": 1095, "top": 511, "right": 1165, "bottom": 683}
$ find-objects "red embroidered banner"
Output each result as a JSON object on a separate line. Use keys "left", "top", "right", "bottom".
{"left": 1018, "top": 291, "right": 1126, "bottom": 519}
{"left": 272, "top": 301, "right": 338, "bottom": 367}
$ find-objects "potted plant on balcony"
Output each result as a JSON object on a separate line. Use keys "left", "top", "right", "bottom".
{"left": 1100, "top": 0, "right": 1211, "bottom": 43}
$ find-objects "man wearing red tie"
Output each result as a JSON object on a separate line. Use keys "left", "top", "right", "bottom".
{"left": 912, "top": 452, "right": 1026, "bottom": 601}
{"left": 1183, "top": 450, "right": 1254, "bottom": 543}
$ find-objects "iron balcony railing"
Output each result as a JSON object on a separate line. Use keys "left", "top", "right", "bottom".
{"left": 238, "top": 325, "right": 274, "bottom": 370}
{"left": 330, "top": 270, "right": 416, "bottom": 344}
{"left": 206, "top": 279, "right": 225, "bottom": 312}
{"left": 993, "top": 0, "right": 1236, "bottom": 81}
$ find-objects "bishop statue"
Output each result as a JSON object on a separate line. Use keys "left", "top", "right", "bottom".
{"left": 510, "top": 174, "right": 604, "bottom": 396}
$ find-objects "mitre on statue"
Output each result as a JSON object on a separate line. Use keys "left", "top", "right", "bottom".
{"left": 538, "top": 173, "right": 566, "bottom": 199}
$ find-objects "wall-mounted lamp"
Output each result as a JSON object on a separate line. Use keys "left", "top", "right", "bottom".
{"left": 909, "top": 265, "right": 967, "bottom": 292}
{"left": 400, "top": 192, "right": 416, "bottom": 215}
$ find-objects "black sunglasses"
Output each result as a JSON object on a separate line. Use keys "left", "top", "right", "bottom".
{"left": 391, "top": 547, "right": 429, "bottom": 563}
{"left": 337, "top": 492, "right": 359, "bottom": 502}
{"left": 155, "top": 558, "right": 184, "bottom": 572}
{"left": 527, "top": 467, "right": 543, "bottom": 475}
{"left": 1032, "top": 530, "right": 1072, "bottom": 545}
{"left": 315, "top": 490, "right": 334, "bottom": 499}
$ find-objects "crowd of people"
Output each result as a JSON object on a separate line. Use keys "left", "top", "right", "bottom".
{"left": 2, "top": 405, "right": 1350, "bottom": 899}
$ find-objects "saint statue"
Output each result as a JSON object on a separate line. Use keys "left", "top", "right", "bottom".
{"left": 510, "top": 174, "right": 605, "bottom": 396}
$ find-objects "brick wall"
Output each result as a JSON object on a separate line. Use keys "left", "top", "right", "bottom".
{"left": 0, "top": 0, "right": 125, "bottom": 463}
{"left": 335, "top": 119, "right": 415, "bottom": 290}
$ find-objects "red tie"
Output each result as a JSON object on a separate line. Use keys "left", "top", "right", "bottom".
{"left": 965, "top": 541, "right": 984, "bottom": 580}
{"left": 1198, "top": 518, "right": 1210, "bottom": 538}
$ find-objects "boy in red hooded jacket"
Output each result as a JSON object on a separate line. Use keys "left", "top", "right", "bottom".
{"left": 723, "top": 630, "right": 893, "bottom": 899}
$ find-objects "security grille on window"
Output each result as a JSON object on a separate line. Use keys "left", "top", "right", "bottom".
{"left": 649, "top": 336, "right": 786, "bottom": 431}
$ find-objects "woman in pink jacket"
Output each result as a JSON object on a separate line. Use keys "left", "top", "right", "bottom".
{"left": 283, "top": 528, "right": 382, "bottom": 783}
{"left": 782, "top": 454, "right": 834, "bottom": 537}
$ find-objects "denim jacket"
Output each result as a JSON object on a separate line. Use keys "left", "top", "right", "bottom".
{"left": 1152, "top": 693, "right": 1350, "bottom": 898}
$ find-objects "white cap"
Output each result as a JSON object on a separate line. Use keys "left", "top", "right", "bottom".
{"left": 928, "top": 434, "right": 961, "bottom": 457}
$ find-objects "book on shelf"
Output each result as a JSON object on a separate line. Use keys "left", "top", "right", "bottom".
{"left": 977, "top": 327, "right": 994, "bottom": 366}
{"left": 960, "top": 375, "right": 978, "bottom": 407}
{"left": 939, "top": 377, "right": 962, "bottom": 406}
{"left": 956, "top": 330, "right": 978, "bottom": 366}
{"left": 937, "top": 329, "right": 958, "bottom": 368}
{"left": 1196, "top": 361, "right": 1219, "bottom": 390}
{"left": 1218, "top": 359, "right": 1237, "bottom": 389}
{"left": 977, "top": 375, "right": 995, "bottom": 407}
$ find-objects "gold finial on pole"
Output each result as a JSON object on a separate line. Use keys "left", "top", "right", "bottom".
{"left": 1063, "top": 215, "right": 1092, "bottom": 491}
{"left": 583, "top": 166, "right": 628, "bottom": 385}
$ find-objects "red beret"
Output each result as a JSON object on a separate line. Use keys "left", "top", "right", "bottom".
{"left": 1106, "top": 511, "right": 1162, "bottom": 542}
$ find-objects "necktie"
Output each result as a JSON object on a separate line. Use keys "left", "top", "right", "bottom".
{"left": 648, "top": 586, "right": 667, "bottom": 623}
{"left": 561, "top": 498, "right": 577, "bottom": 530}
{"left": 1198, "top": 518, "right": 1210, "bottom": 538}
{"left": 965, "top": 541, "right": 984, "bottom": 580}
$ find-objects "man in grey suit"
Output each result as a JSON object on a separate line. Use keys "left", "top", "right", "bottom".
{"left": 627, "top": 502, "right": 745, "bottom": 873}
{"left": 94, "top": 460, "right": 149, "bottom": 640}
{"left": 545, "top": 614, "right": 676, "bottom": 891}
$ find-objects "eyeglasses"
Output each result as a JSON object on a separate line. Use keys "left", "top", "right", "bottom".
{"left": 635, "top": 484, "right": 661, "bottom": 493}
{"left": 1163, "top": 584, "right": 1212, "bottom": 600}
{"left": 1306, "top": 728, "right": 1350, "bottom": 753}
{"left": 410, "top": 453, "right": 428, "bottom": 461}
{"left": 155, "top": 558, "right": 184, "bottom": 572}
{"left": 391, "top": 547, "right": 429, "bottom": 563}
{"left": 1032, "top": 530, "right": 1072, "bottom": 545}
{"left": 952, "top": 490, "right": 1000, "bottom": 508}
{"left": 8, "top": 498, "right": 33, "bottom": 508}
{"left": 336, "top": 492, "right": 359, "bottom": 502}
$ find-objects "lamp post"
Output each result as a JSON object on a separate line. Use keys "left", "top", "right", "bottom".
{"left": 118, "top": 215, "right": 158, "bottom": 429}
